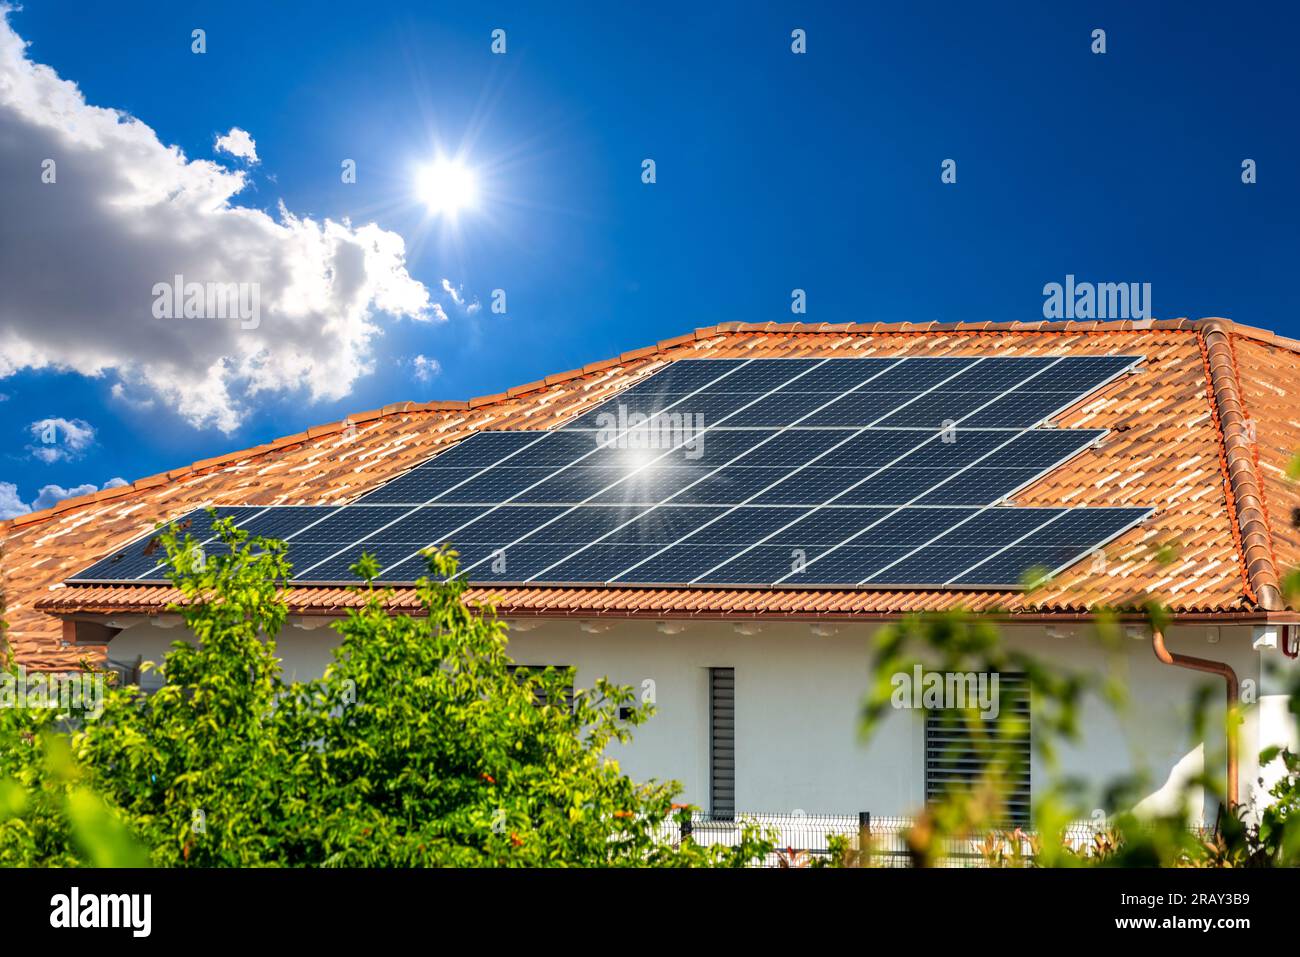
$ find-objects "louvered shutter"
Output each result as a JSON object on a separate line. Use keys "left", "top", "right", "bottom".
{"left": 924, "top": 672, "right": 1031, "bottom": 826}
{"left": 709, "top": 667, "right": 735, "bottom": 819}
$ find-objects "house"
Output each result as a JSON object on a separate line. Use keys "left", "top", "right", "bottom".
{"left": 4, "top": 317, "right": 1300, "bottom": 826}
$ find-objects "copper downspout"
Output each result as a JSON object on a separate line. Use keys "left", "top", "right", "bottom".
{"left": 1151, "top": 627, "right": 1239, "bottom": 809}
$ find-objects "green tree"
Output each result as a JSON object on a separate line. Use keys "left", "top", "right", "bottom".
{"left": 1, "top": 516, "right": 769, "bottom": 867}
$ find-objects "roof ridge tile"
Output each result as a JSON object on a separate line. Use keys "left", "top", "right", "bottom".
{"left": 1200, "top": 320, "right": 1283, "bottom": 610}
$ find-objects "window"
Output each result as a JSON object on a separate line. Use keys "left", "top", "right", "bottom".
{"left": 709, "top": 667, "right": 735, "bottom": 819}
{"left": 924, "top": 672, "right": 1030, "bottom": 826}
{"left": 507, "top": 664, "right": 574, "bottom": 710}
{"left": 106, "top": 655, "right": 165, "bottom": 695}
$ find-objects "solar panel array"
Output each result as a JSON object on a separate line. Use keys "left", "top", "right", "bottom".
{"left": 69, "top": 355, "right": 1153, "bottom": 589}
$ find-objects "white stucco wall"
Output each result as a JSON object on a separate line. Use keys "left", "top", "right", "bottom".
{"left": 100, "top": 615, "right": 1279, "bottom": 825}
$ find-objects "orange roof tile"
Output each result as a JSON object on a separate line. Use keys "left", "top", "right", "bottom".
{"left": 7, "top": 317, "right": 1300, "bottom": 670}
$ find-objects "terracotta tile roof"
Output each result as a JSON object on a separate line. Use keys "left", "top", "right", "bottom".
{"left": 7, "top": 317, "right": 1300, "bottom": 669}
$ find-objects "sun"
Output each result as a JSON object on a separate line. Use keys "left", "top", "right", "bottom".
{"left": 415, "top": 158, "right": 479, "bottom": 216}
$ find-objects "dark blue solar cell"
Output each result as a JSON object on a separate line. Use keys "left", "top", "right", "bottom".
{"left": 772, "top": 546, "right": 914, "bottom": 585}
{"left": 798, "top": 394, "right": 926, "bottom": 427}
{"left": 287, "top": 506, "right": 410, "bottom": 543}
{"left": 828, "top": 468, "right": 963, "bottom": 506}
{"left": 239, "top": 506, "right": 341, "bottom": 540}
{"left": 68, "top": 549, "right": 172, "bottom": 582}
{"left": 73, "top": 552, "right": 161, "bottom": 583}
{"left": 300, "top": 541, "right": 436, "bottom": 582}
{"left": 930, "top": 357, "right": 1058, "bottom": 392}
{"left": 742, "top": 507, "right": 894, "bottom": 546}
{"left": 68, "top": 506, "right": 267, "bottom": 582}
{"left": 374, "top": 505, "right": 509, "bottom": 544}
{"left": 516, "top": 506, "right": 722, "bottom": 546}
{"left": 856, "top": 358, "right": 982, "bottom": 392}
{"left": 871, "top": 393, "right": 1003, "bottom": 429}
{"left": 528, "top": 544, "right": 690, "bottom": 583}
{"left": 948, "top": 545, "right": 1100, "bottom": 586}
{"left": 426, "top": 542, "right": 525, "bottom": 579}
{"left": 624, "top": 358, "right": 797, "bottom": 393}
{"left": 910, "top": 468, "right": 1044, "bottom": 506}
{"left": 434, "top": 505, "right": 566, "bottom": 544}
{"left": 707, "top": 391, "right": 846, "bottom": 428}
{"left": 722, "top": 429, "right": 852, "bottom": 466}
{"left": 920, "top": 508, "right": 1065, "bottom": 547}
{"left": 982, "top": 429, "right": 1102, "bottom": 467}
{"left": 892, "top": 431, "right": 1020, "bottom": 467}
{"left": 698, "top": 543, "right": 914, "bottom": 585}
{"left": 283, "top": 541, "right": 361, "bottom": 579}
{"left": 664, "top": 467, "right": 812, "bottom": 505}
{"left": 1018, "top": 507, "right": 1151, "bottom": 546}
{"left": 769, "top": 358, "right": 904, "bottom": 392}
{"left": 1022, "top": 356, "right": 1138, "bottom": 392}
{"left": 960, "top": 392, "right": 1080, "bottom": 429}
{"left": 687, "top": 544, "right": 821, "bottom": 584}
{"left": 746, "top": 467, "right": 876, "bottom": 506}
{"left": 487, "top": 505, "right": 634, "bottom": 545}
{"left": 431, "top": 467, "right": 570, "bottom": 503}
{"left": 661, "top": 506, "right": 810, "bottom": 546}
{"left": 813, "top": 429, "right": 935, "bottom": 468}
{"left": 609, "top": 545, "right": 751, "bottom": 584}
{"left": 359, "top": 467, "right": 489, "bottom": 504}
{"left": 778, "top": 507, "right": 975, "bottom": 549}
{"left": 861, "top": 546, "right": 1002, "bottom": 585}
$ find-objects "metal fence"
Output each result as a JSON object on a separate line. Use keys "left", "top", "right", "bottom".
{"left": 654, "top": 811, "right": 1212, "bottom": 868}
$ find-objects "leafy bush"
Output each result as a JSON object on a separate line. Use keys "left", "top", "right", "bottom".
{"left": 0, "top": 517, "right": 770, "bottom": 867}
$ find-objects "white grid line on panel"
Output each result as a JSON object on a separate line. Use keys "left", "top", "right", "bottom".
{"left": 603, "top": 357, "right": 1002, "bottom": 583}
{"left": 290, "top": 359, "right": 765, "bottom": 579}
{"left": 132, "top": 505, "right": 277, "bottom": 580}
{"left": 435, "top": 358, "right": 847, "bottom": 581}
{"left": 522, "top": 356, "right": 919, "bottom": 582}
{"left": 769, "top": 356, "right": 1140, "bottom": 586}
{"left": 755, "top": 355, "right": 1077, "bottom": 585}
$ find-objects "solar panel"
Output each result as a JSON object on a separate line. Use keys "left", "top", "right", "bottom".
{"left": 70, "top": 506, "right": 268, "bottom": 581}
{"left": 67, "top": 354, "right": 1153, "bottom": 589}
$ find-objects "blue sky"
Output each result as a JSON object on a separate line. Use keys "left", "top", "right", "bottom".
{"left": 1, "top": 0, "right": 1297, "bottom": 517}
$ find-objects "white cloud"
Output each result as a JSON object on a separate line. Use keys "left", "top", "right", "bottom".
{"left": 439, "top": 278, "right": 481, "bottom": 316}
{"left": 110, "top": 381, "right": 155, "bottom": 410}
{"left": 30, "top": 481, "right": 97, "bottom": 511}
{"left": 0, "top": 11, "right": 434, "bottom": 433}
{"left": 0, "top": 480, "right": 26, "bottom": 518}
{"left": 214, "top": 126, "right": 258, "bottom": 164}
{"left": 26, "top": 416, "right": 95, "bottom": 463}
{"left": 0, "top": 475, "right": 126, "bottom": 519}
{"left": 410, "top": 354, "right": 441, "bottom": 382}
